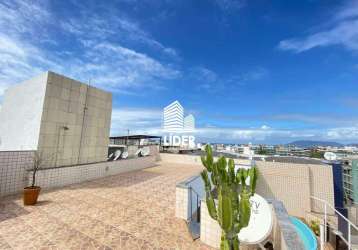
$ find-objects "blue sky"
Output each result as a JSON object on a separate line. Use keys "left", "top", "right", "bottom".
{"left": 0, "top": 0, "right": 358, "bottom": 144}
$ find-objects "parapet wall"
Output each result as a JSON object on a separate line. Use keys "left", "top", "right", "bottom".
{"left": 0, "top": 146, "right": 160, "bottom": 197}
{"left": 162, "top": 153, "right": 334, "bottom": 218}
{"left": 0, "top": 151, "right": 34, "bottom": 196}
{"left": 175, "top": 174, "right": 305, "bottom": 250}
{"left": 29, "top": 156, "right": 157, "bottom": 190}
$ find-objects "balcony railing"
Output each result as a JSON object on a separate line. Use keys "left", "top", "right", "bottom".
{"left": 311, "top": 196, "right": 358, "bottom": 250}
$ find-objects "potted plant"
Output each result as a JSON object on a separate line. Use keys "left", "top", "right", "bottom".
{"left": 309, "top": 220, "right": 320, "bottom": 236}
{"left": 200, "top": 145, "right": 258, "bottom": 250}
{"left": 23, "top": 151, "right": 44, "bottom": 205}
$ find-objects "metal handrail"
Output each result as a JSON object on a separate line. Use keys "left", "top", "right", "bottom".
{"left": 311, "top": 196, "right": 358, "bottom": 249}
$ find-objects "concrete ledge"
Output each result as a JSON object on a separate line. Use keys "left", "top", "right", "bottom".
{"left": 28, "top": 156, "right": 157, "bottom": 190}
{"left": 176, "top": 175, "right": 201, "bottom": 188}
{"left": 0, "top": 151, "right": 34, "bottom": 196}
{"left": 269, "top": 199, "right": 305, "bottom": 250}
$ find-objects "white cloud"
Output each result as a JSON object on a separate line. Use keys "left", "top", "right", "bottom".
{"left": 110, "top": 107, "right": 162, "bottom": 135}
{"left": 0, "top": 34, "right": 62, "bottom": 98}
{"left": 59, "top": 4, "right": 178, "bottom": 58}
{"left": 193, "top": 66, "right": 268, "bottom": 92}
{"left": 109, "top": 108, "right": 358, "bottom": 142}
{"left": 194, "top": 127, "right": 290, "bottom": 142}
{"left": 0, "top": 0, "right": 58, "bottom": 97}
{"left": 0, "top": 0, "right": 180, "bottom": 96}
{"left": 237, "top": 67, "right": 268, "bottom": 82}
{"left": 278, "top": 1, "right": 358, "bottom": 53}
{"left": 0, "top": 0, "right": 50, "bottom": 38}
{"left": 193, "top": 66, "right": 218, "bottom": 83}
{"left": 63, "top": 42, "right": 180, "bottom": 92}
{"left": 279, "top": 20, "right": 358, "bottom": 52}
{"left": 107, "top": 105, "right": 358, "bottom": 143}
{"left": 271, "top": 113, "right": 358, "bottom": 126}
{"left": 193, "top": 126, "right": 358, "bottom": 143}
{"left": 335, "top": 0, "right": 358, "bottom": 20}
{"left": 326, "top": 126, "right": 358, "bottom": 140}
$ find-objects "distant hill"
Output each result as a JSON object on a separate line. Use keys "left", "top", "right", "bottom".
{"left": 286, "top": 140, "right": 344, "bottom": 148}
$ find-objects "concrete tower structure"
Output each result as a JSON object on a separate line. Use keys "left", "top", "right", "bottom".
{"left": 163, "top": 101, "right": 184, "bottom": 132}
{"left": 0, "top": 71, "right": 112, "bottom": 167}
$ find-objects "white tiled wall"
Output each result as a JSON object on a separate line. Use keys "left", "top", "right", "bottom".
{"left": 0, "top": 151, "right": 34, "bottom": 196}
{"left": 175, "top": 187, "right": 189, "bottom": 220}
{"left": 0, "top": 150, "right": 157, "bottom": 197}
{"left": 28, "top": 156, "right": 157, "bottom": 189}
{"left": 200, "top": 199, "right": 221, "bottom": 248}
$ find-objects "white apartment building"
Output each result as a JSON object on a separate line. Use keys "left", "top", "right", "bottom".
{"left": 163, "top": 101, "right": 184, "bottom": 132}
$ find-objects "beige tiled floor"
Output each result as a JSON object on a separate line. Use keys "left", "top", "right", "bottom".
{"left": 0, "top": 163, "right": 214, "bottom": 250}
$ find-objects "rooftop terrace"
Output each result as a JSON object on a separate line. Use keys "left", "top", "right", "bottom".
{"left": 0, "top": 162, "right": 213, "bottom": 250}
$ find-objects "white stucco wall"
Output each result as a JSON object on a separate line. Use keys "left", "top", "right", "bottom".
{"left": 0, "top": 72, "right": 48, "bottom": 151}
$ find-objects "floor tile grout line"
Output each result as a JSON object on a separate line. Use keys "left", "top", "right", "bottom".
{"left": 0, "top": 163, "right": 211, "bottom": 250}
{"left": 45, "top": 177, "right": 196, "bottom": 247}
{"left": 59, "top": 187, "right": 186, "bottom": 233}
{"left": 0, "top": 209, "right": 58, "bottom": 250}
{"left": 35, "top": 195, "right": 158, "bottom": 249}
{"left": 2, "top": 203, "right": 112, "bottom": 250}
{"left": 0, "top": 232, "right": 15, "bottom": 250}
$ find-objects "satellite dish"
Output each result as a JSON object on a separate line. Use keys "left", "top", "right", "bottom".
{"left": 121, "top": 151, "right": 128, "bottom": 159}
{"left": 324, "top": 152, "right": 337, "bottom": 161}
{"left": 135, "top": 148, "right": 142, "bottom": 157}
{"left": 107, "top": 153, "right": 114, "bottom": 161}
{"left": 113, "top": 150, "right": 122, "bottom": 161}
{"left": 141, "top": 147, "right": 150, "bottom": 156}
{"left": 238, "top": 194, "right": 273, "bottom": 244}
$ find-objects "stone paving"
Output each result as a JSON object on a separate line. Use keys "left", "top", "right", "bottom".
{"left": 0, "top": 163, "right": 214, "bottom": 250}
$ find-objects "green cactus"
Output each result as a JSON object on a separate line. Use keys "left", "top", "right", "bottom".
{"left": 201, "top": 145, "right": 258, "bottom": 250}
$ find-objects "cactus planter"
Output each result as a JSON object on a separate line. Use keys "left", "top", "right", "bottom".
{"left": 200, "top": 145, "right": 258, "bottom": 250}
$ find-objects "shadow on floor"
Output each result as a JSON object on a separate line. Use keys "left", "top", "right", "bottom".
{"left": 35, "top": 200, "right": 53, "bottom": 206}
{"left": 0, "top": 198, "right": 30, "bottom": 223}
{"left": 67, "top": 168, "right": 164, "bottom": 190}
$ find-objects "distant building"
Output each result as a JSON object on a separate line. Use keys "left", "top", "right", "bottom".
{"left": 0, "top": 71, "right": 112, "bottom": 167}
{"left": 342, "top": 159, "right": 358, "bottom": 206}
{"left": 184, "top": 114, "right": 195, "bottom": 130}
{"left": 163, "top": 101, "right": 184, "bottom": 132}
